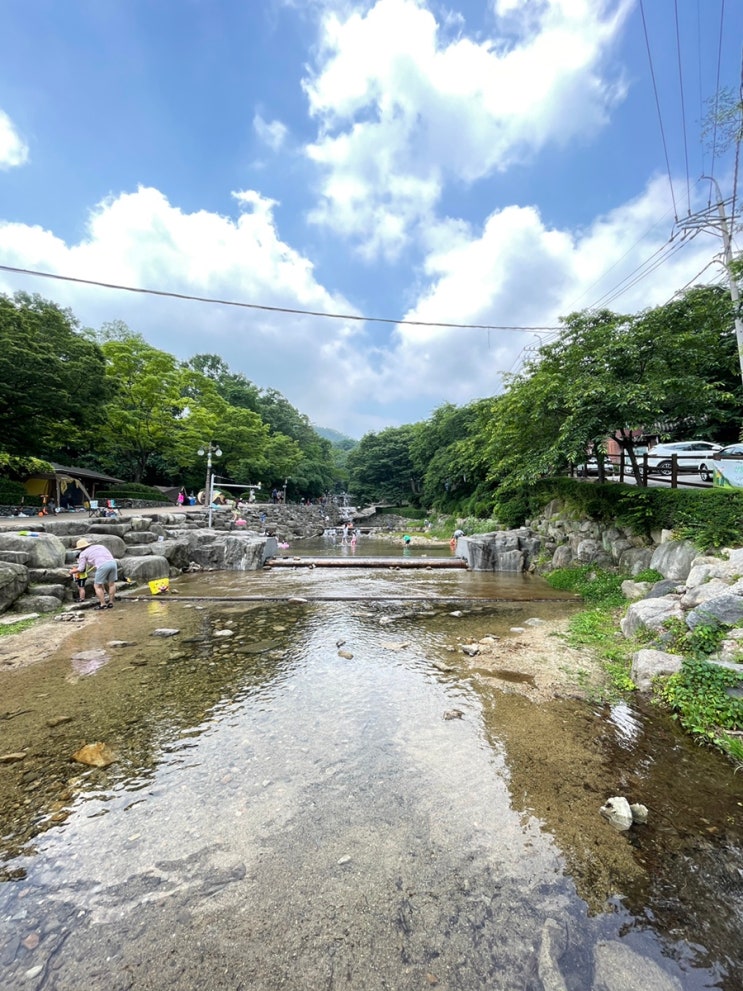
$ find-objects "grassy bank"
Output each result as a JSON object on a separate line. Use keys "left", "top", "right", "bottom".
{"left": 545, "top": 565, "right": 743, "bottom": 765}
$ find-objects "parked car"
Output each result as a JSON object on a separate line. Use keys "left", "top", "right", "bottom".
{"left": 711, "top": 443, "right": 743, "bottom": 486}
{"left": 576, "top": 458, "right": 615, "bottom": 477}
{"left": 645, "top": 441, "right": 723, "bottom": 479}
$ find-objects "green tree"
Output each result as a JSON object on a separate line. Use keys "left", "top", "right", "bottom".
{"left": 0, "top": 292, "right": 108, "bottom": 459}
{"left": 483, "top": 288, "right": 740, "bottom": 488}
{"left": 97, "top": 323, "right": 195, "bottom": 481}
{"left": 346, "top": 425, "right": 419, "bottom": 504}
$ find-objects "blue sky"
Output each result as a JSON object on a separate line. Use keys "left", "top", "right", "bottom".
{"left": 1, "top": 0, "right": 741, "bottom": 437}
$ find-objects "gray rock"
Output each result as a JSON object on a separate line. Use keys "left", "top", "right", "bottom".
{"left": 123, "top": 530, "right": 159, "bottom": 544}
{"left": 645, "top": 578, "right": 682, "bottom": 599}
{"left": 0, "top": 562, "right": 29, "bottom": 615}
{"left": 631, "top": 648, "right": 684, "bottom": 690}
{"left": 28, "top": 583, "right": 67, "bottom": 601}
{"left": 151, "top": 628, "right": 180, "bottom": 637}
{"left": 0, "top": 551, "right": 31, "bottom": 566}
{"left": 86, "top": 523, "right": 131, "bottom": 538}
{"left": 593, "top": 939, "right": 683, "bottom": 990}
{"left": 617, "top": 546, "right": 654, "bottom": 574}
{"left": 686, "top": 593, "right": 743, "bottom": 630}
{"left": 0, "top": 531, "right": 66, "bottom": 568}
{"left": 621, "top": 580, "right": 651, "bottom": 601}
{"left": 551, "top": 544, "right": 574, "bottom": 568}
{"left": 458, "top": 529, "right": 540, "bottom": 572}
{"left": 621, "top": 598, "right": 684, "bottom": 638}
{"left": 11, "top": 594, "right": 61, "bottom": 613}
{"left": 649, "top": 539, "right": 698, "bottom": 581}
{"left": 118, "top": 555, "right": 171, "bottom": 582}
{"left": 75, "top": 533, "right": 127, "bottom": 558}
{"left": 679, "top": 579, "right": 729, "bottom": 609}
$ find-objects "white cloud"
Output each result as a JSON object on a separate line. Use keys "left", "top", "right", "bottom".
{"left": 363, "top": 174, "right": 728, "bottom": 413}
{"left": 0, "top": 110, "right": 29, "bottom": 169}
{"left": 0, "top": 186, "right": 383, "bottom": 434}
{"left": 0, "top": 175, "right": 727, "bottom": 437}
{"left": 303, "top": 0, "right": 631, "bottom": 256}
{"left": 253, "top": 113, "right": 289, "bottom": 152}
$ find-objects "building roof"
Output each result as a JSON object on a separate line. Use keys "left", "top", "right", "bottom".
{"left": 49, "top": 462, "right": 127, "bottom": 484}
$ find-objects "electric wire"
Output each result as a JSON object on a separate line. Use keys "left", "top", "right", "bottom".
{"left": 708, "top": 0, "right": 726, "bottom": 200}
{"left": 0, "top": 264, "right": 561, "bottom": 333}
{"left": 673, "top": 0, "right": 692, "bottom": 214}
{"left": 582, "top": 233, "right": 695, "bottom": 312}
{"left": 590, "top": 236, "right": 697, "bottom": 310}
{"left": 639, "top": 0, "right": 679, "bottom": 220}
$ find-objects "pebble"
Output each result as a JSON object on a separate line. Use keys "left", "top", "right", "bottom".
{"left": 337, "top": 855, "right": 352, "bottom": 865}
{"left": 214, "top": 629, "right": 234, "bottom": 637}
{"left": 21, "top": 933, "right": 39, "bottom": 950}
{"left": 24, "top": 965, "right": 43, "bottom": 979}
{"left": 443, "top": 709, "right": 464, "bottom": 720}
{"left": 337, "top": 650, "right": 354, "bottom": 660}
{"left": 0, "top": 752, "right": 27, "bottom": 764}
{"left": 151, "top": 629, "right": 181, "bottom": 637}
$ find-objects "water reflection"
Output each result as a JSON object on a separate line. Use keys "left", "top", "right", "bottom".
{"left": 0, "top": 558, "right": 741, "bottom": 990}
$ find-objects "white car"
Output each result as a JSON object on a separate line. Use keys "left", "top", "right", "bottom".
{"left": 645, "top": 441, "right": 723, "bottom": 479}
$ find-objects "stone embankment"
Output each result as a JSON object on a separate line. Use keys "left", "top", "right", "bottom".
{"left": 0, "top": 503, "right": 346, "bottom": 615}
{"left": 455, "top": 498, "right": 743, "bottom": 690}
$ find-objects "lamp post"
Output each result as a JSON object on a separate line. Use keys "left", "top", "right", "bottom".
{"left": 197, "top": 443, "right": 222, "bottom": 527}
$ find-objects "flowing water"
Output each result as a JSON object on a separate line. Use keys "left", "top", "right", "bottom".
{"left": 1, "top": 537, "right": 742, "bottom": 990}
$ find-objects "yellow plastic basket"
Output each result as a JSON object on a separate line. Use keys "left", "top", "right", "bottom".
{"left": 148, "top": 578, "right": 170, "bottom": 595}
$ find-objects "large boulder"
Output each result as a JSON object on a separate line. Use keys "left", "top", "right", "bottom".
{"left": 72, "top": 534, "right": 127, "bottom": 558}
{"left": 686, "top": 593, "right": 743, "bottom": 630}
{"left": 0, "top": 532, "right": 66, "bottom": 569}
{"left": 11, "top": 594, "right": 60, "bottom": 614}
{"left": 157, "top": 539, "right": 192, "bottom": 571}
{"left": 631, "top": 648, "right": 684, "bottom": 690}
{"left": 458, "top": 530, "right": 540, "bottom": 572}
{"left": 649, "top": 539, "right": 698, "bottom": 581}
{"left": 189, "top": 534, "right": 276, "bottom": 570}
{"left": 0, "top": 562, "right": 28, "bottom": 614}
{"left": 123, "top": 530, "right": 159, "bottom": 545}
{"left": 621, "top": 597, "right": 685, "bottom": 638}
{"left": 86, "top": 523, "right": 131, "bottom": 539}
{"left": 118, "top": 555, "right": 171, "bottom": 582}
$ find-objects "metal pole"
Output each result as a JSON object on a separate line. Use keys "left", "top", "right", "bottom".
{"left": 208, "top": 470, "right": 215, "bottom": 528}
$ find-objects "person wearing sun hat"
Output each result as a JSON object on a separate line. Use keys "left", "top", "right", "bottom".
{"left": 74, "top": 538, "right": 118, "bottom": 610}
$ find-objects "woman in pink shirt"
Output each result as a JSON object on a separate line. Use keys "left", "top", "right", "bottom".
{"left": 74, "top": 538, "right": 118, "bottom": 610}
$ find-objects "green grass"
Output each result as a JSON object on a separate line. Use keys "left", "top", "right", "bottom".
{"left": 0, "top": 615, "right": 42, "bottom": 636}
{"left": 545, "top": 564, "right": 743, "bottom": 763}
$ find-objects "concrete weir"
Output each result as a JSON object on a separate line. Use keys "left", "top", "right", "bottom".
{"left": 267, "top": 557, "right": 468, "bottom": 569}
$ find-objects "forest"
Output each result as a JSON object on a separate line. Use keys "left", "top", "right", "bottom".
{"left": 1, "top": 277, "right": 741, "bottom": 512}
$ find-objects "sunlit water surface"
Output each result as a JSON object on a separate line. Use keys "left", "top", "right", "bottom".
{"left": 1, "top": 537, "right": 741, "bottom": 990}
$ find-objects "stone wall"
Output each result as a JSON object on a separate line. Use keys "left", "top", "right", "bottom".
{"left": 457, "top": 498, "right": 658, "bottom": 574}
{"left": 0, "top": 512, "right": 278, "bottom": 616}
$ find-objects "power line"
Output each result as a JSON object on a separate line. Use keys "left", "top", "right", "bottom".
{"left": 673, "top": 0, "right": 692, "bottom": 214}
{"left": 0, "top": 263, "right": 561, "bottom": 333}
{"left": 640, "top": 0, "right": 679, "bottom": 220}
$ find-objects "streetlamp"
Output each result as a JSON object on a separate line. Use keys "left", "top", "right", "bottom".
{"left": 197, "top": 443, "right": 222, "bottom": 526}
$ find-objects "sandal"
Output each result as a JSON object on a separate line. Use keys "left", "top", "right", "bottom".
{"left": 97, "top": 604, "right": 107, "bottom": 611}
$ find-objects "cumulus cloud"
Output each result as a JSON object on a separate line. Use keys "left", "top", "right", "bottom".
{"left": 0, "top": 172, "right": 726, "bottom": 435}
{"left": 0, "top": 186, "right": 383, "bottom": 434}
{"left": 303, "top": 0, "right": 631, "bottom": 256}
{"left": 365, "top": 173, "right": 725, "bottom": 414}
{"left": 0, "top": 110, "right": 29, "bottom": 169}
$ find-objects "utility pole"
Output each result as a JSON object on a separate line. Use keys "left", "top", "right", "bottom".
{"left": 676, "top": 177, "right": 743, "bottom": 385}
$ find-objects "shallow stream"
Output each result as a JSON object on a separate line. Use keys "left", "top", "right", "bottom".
{"left": 1, "top": 537, "right": 742, "bottom": 989}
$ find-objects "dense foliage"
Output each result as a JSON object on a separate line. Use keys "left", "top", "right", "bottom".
{"left": 0, "top": 295, "right": 342, "bottom": 499}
